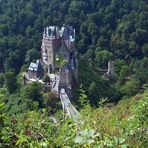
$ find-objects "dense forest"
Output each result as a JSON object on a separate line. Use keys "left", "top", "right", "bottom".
{"left": 0, "top": 0, "right": 147, "bottom": 102}
{"left": 0, "top": 0, "right": 148, "bottom": 147}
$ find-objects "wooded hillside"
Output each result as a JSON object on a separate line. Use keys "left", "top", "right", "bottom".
{"left": 0, "top": 0, "right": 147, "bottom": 71}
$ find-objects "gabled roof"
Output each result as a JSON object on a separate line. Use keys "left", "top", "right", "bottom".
{"left": 44, "top": 25, "right": 75, "bottom": 42}
{"left": 61, "top": 26, "right": 75, "bottom": 42}
{"left": 28, "top": 60, "right": 40, "bottom": 71}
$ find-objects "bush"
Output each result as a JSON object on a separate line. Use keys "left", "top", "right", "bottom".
{"left": 5, "top": 72, "right": 17, "bottom": 93}
{"left": 121, "top": 78, "right": 139, "bottom": 97}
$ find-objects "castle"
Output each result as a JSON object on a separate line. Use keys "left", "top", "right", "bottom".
{"left": 25, "top": 25, "right": 114, "bottom": 99}
{"left": 26, "top": 25, "right": 78, "bottom": 99}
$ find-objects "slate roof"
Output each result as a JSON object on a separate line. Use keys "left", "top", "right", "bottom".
{"left": 28, "top": 60, "right": 40, "bottom": 71}
{"left": 45, "top": 25, "right": 75, "bottom": 42}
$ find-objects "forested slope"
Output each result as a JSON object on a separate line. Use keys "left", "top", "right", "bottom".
{"left": 0, "top": 0, "right": 148, "bottom": 105}
{"left": 0, "top": 0, "right": 147, "bottom": 104}
{"left": 0, "top": 0, "right": 147, "bottom": 70}
{"left": 0, "top": 1, "right": 148, "bottom": 147}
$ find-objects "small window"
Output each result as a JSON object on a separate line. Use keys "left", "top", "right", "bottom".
{"left": 56, "top": 55, "right": 59, "bottom": 61}
{"left": 48, "top": 29, "right": 51, "bottom": 36}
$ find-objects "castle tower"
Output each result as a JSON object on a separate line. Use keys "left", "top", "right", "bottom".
{"left": 61, "top": 25, "right": 76, "bottom": 52}
{"left": 41, "top": 26, "right": 61, "bottom": 74}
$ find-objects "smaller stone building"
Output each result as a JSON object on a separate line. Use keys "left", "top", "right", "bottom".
{"left": 28, "top": 60, "right": 44, "bottom": 79}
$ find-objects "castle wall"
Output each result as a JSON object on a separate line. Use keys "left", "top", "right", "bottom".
{"left": 28, "top": 70, "right": 38, "bottom": 79}
{"left": 41, "top": 37, "right": 61, "bottom": 73}
{"left": 59, "top": 68, "right": 75, "bottom": 99}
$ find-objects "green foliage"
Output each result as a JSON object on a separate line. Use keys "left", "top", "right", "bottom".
{"left": 120, "top": 92, "right": 148, "bottom": 147}
{"left": 1, "top": 81, "right": 43, "bottom": 116}
{"left": 0, "top": 99, "right": 5, "bottom": 139}
{"left": 0, "top": 0, "right": 148, "bottom": 146}
{"left": 75, "top": 129, "right": 95, "bottom": 145}
{"left": 114, "top": 59, "right": 126, "bottom": 78}
{"left": 79, "top": 85, "right": 89, "bottom": 108}
{"left": 0, "top": 0, "right": 147, "bottom": 105}
{"left": 0, "top": 73, "right": 5, "bottom": 88}
{"left": 20, "top": 82, "right": 43, "bottom": 107}
{"left": 79, "top": 58, "right": 119, "bottom": 105}
{"left": 56, "top": 55, "right": 68, "bottom": 68}
{"left": 5, "top": 72, "right": 17, "bottom": 93}
{"left": 121, "top": 78, "right": 139, "bottom": 97}
{"left": 95, "top": 50, "right": 114, "bottom": 67}
{"left": 43, "top": 75, "right": 50, "bottom": 84}
{"left": 84, "top": 48, "right": 94, "bottom": 59}
{"left": 5, "top": 51, "right": 22, "bottom": 72}
{"left": 43, "top": 91, "right": 59, "bottom": 112}
{"left": 118, "top": 65, "right": 129, "bottom": 84}
{"left": 25, "top": 48, "right": 40, "bottom": 63}
{"left": 1, "top": 91, "right": 147, "bottom": 147}
{"left": 142, "top": 44, "right": 148, "bottom": 54}
{"left": 134, "top": 57, "right": 148, "bottom": 84}
{"left": 0, "top": 0, "right": 147, "bottom": 72}
{"left": 88, "top": 81, "right": 97, "bottom": 95}
{"left": 20, "top": 64, "right": 28, "bottom": 73}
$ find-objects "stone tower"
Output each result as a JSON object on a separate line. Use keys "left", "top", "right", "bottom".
{"left": 41, "top": 26, "right": 61, "bottom": 73}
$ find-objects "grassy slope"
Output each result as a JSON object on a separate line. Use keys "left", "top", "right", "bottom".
{"left": 80, "top": 90, "right": 148, "bottom": 147}
{"left": 1, "top": 87, "right": 147, "bottom": 147}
